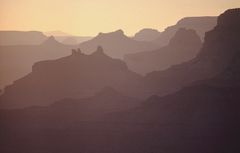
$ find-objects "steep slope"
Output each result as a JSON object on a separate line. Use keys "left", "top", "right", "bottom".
{"left": 124, "top": 28, "right": 202, "bottom": 74}
{"left": 0, "top": 36, "right": 76, "bottom": 89}
{"left": 0, "top": 46, "right": 143, "bottom": 109}
{"left": 153, "top": 16, "right": 217, "bottom": 47}
{"left": 0, "top": 31, "right": 47, "bottom": 45}
{"left": 133, "top": 28, "right": 161, "bottom": 41}
{"left": 79, "top": 29, "right": 158, "bottom": 58}
{"left": 144, "top": 9, "right": 240, "bottom": 95}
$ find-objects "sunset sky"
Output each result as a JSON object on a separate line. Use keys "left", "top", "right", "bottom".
{"left": 0, "top": 0, "right": 239, "bottom": 36}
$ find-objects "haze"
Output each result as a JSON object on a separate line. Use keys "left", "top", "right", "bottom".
{"left": 0, "top": 0, "right": 239, "bottom": 36}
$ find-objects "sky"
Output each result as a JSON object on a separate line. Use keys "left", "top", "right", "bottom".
{"left": 0, "top": 0, "right": 239, "bottom": 36}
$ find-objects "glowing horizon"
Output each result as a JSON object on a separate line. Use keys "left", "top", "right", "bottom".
{"left": 0, "top": 0, "right": 239, "bottom": 36}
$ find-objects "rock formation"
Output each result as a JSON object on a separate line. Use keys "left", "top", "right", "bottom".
{"left": 125, "top": 28, "right": 202, "bottom": 74}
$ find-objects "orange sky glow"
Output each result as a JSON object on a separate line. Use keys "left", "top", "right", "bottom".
{"left": 0, "top": 0, "right": 239, "bottom": 36}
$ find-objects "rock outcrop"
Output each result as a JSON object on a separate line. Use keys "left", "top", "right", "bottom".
{"left": 0, "top": 46, "right": 143, "bottom": 108}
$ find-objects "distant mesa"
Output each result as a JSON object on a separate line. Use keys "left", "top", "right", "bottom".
{"left": 124, "top": 28, "right": 202, "bottom": 74}
{"left": 133, "top": 28, "right": 161, "bottom": 41}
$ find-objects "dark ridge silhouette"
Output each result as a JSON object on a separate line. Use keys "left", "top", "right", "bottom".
{"left": 124, "top": 28, "right": 202, "bottom": 74}
{"left": 0, "top": 36, "right": 76, "bottom": 89}
{"left": 153, "top": 16, "right": 217, "bottom": 47}
{"left": 0, "top": 31, "right": 47, "bottom": 45}
{"left": 79, "top": 29, "right": 158, "bottom": 58}
{"left": 144, "top": 9, "right": 240, "bottom": 96}
{"left": 0, "top": 46, "right": 143, "bottom": 108}
{"left": 133, "top": 28, "right": 161, "bottom": 41}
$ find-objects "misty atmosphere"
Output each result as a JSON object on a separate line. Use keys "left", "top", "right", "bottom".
{"left": 0, "top": 1, "right": 240, "bottom": 153}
